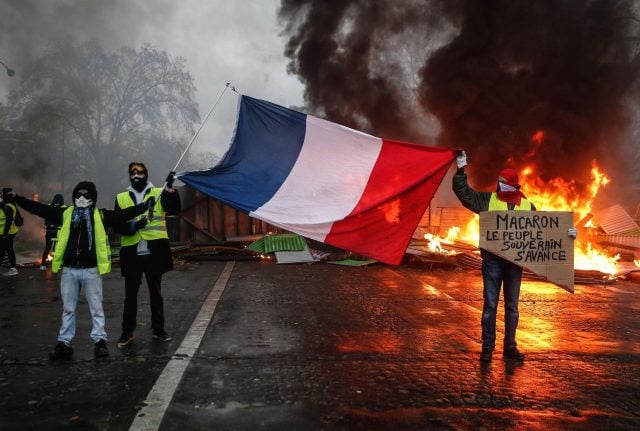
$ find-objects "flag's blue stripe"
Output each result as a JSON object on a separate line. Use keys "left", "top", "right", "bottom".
{"left": 179, "top": 95, "right": 306, "bottom": 213}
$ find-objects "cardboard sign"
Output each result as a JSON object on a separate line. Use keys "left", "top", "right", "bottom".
{"left": 479, "top": 211, "right": 574, "bottom": 293}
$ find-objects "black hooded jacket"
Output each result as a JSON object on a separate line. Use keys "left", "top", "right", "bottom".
{"left": 15, "top": 181, "right": 147, "bottom": 269}
{"left": 44, "top": 193, "right": 65, "bottom": 231}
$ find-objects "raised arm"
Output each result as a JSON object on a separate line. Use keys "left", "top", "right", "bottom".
{"left": 13, "top": 195, "right": 65, "bottom": 225}
{"left": 452, "top": 154, "right": 491, "bottom": 214}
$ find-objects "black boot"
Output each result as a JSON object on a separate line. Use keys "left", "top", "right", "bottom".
{"left": 480, "top": 347, "right": 493, "bottom": 362}
{"left": 504, "top": 347, "right": 525, "bottom": 361}
{"left": 49, "top": 341, "right": 73, "bottom": 360}
{"left": 94, "top": 339, "right": 109, "bottom": 358}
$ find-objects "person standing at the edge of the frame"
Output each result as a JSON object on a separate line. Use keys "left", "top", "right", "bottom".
{"left": 0, "top": 188, "right": 20, "bottom": 276}
{"left": 452, "top": 150, "right": 577, "bottom": 363}
{"left": 115, "top": 162, "right": 180, "bottom": 348}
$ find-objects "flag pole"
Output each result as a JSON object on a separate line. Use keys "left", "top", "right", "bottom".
{"left": 150, "top": 82, "right": 233, "bottom": 220}
{"left": 171, "top": 82, "right": 234, "bottom": 174}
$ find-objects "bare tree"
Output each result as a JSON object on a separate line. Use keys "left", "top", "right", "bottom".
{"left": 9, "top": 40, "right": 200, "bottom": 200}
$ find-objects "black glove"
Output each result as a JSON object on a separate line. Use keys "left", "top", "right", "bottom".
{"left": 146, "top": 196, "right": 156, "bottom": 220}
{"left": 135, "top": 217, "right": 148, "bottom": 230}
{"left": 165, "top": 171, "right": 176, "bottom": 189}
{"left": 146, "top": 196, "right": 156, "bottom": 210}
{"left": 129, "top": 217, "right": 148, "bottom": 233}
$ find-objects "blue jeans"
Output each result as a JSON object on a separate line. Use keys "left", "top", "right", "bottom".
{"left": 480, "top": 250, "right": 523, "bottom": 351}
{"left": 58, "top": 267, "right": 107, "bottom": 345}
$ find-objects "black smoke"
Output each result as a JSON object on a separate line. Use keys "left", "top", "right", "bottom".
{"left": 279, "top": 0, "right": 640, "bottom": 196}
{"left": 279, "top": 0, "right": 453, "bottom": 142}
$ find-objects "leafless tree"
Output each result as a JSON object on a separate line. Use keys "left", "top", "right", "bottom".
{"left": 9, "top": 40, "right": 200, "bottom": 200}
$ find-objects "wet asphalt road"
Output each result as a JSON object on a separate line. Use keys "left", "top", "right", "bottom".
{"left": 0, "top": 259, "right": 639, "bottom": 430}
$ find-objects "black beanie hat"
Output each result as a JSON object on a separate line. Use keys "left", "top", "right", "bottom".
{"left": 52, "top": 194, "right": 64, "bottom": 205}
{"left": 72, "top": 181, "right": 98, "bottom": 206}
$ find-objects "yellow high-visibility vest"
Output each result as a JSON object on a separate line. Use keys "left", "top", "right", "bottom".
{"left": 488, "top": 193, "right": 532, "bottom": 211}
{"left": 0, "top": 203, "right": 19, "bottom": 235}
{"left": 52, "top": 207, "right": 111, "bottom": 275}
{"left": 116, "top": 188, "right": 168, "bottom": 247}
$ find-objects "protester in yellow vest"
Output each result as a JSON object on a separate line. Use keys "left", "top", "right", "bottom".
{"left": 0, "top": 188, "right": 20, "bottom": 276}
{"left": 115, "top": 162, "right": 180, "bottom": 348}
{"left": 452, "top": 151, "right": 577, "bottom": 363}
{"left": 8, "top": 182, "right": 147, "bottom": 360}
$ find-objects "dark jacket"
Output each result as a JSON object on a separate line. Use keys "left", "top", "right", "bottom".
{"left": 114, "top": 186, "right": 181, "bottom": 276}
{"left": 452, "top": 168, "right": 537, "bottom": 213}
{"left": 44, "top": 194, "right": 65, "bottom": 232}
{"left": 15, "top": 187, "right": 146, "bottom": 269}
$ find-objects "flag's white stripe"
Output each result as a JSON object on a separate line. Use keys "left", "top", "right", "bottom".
{"left": 252, "top": 115, "right": 382, "bottom": 234}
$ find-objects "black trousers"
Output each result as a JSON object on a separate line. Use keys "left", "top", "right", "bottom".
{"left": 121, "top": 254, "right": 165, "bottom": 334}
{"left": 0, "top": 234, "right": 16, "bottom": 268}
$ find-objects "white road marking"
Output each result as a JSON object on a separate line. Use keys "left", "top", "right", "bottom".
{"left": 129, "top": 261, "right": 235, "bottom": 431}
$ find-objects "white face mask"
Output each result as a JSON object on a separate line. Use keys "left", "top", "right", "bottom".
{"left": 498, "top": 182, "right": 517, "bottom": 192}
{"left": 74, "top": 196, "right": 93, "bottom": 208}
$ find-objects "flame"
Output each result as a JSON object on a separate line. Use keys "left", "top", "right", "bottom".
{"left": 520, "top": 160, "right": 609, "bottom": 221}
{"left": 423, "top": 232, "right": 457, "bottom": 255}
{"left": 520, "top": 160, "right": 619, "bottom": 274}
{"left": 42, "top": 253, "right": 54, "bottom": 265}
{"left": 574, "top": 242, "right": 619, "bottom": 274}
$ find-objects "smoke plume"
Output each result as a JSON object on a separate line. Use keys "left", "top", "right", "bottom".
{"left": 0, "top": 0, "right": 177, "bottom": 77}
{"left": 279, "top": 0, "right": 454, "bottom": 142}
{"left": 279, "top": 0, "right": 640, "bottom": 196}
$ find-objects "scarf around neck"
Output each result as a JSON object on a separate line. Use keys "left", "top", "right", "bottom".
{"left": 496, "top": 182, "right": 525, "bottom": 206}
{"left": 71, "top": 207, "right": 93, "bottom": 251}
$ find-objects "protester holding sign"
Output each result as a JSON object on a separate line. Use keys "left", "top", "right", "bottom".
{"left": 452, "top": 151, "right": 577, "bottom": 362}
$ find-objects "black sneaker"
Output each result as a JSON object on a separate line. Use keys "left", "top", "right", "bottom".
{"left": 152, "top": 331, "right": 172, "bottom": 342}
{"left": 49, "top": 341, "right": 73, "bottom": 361}
{"left": 94, "top": 339, "right": 109, "bottom": 357}
{"left": 480, "top": 347, "right": 493, "bottom": 362}
{"left": 117, "top": 332, "right": 134, "bottom": 348}
{"left": 504, "top": 347, "right": 525, "bottom": 361}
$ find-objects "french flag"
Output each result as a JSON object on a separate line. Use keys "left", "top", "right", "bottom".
{"left": 178, "top": 95, "right": 456, "bottom": 264}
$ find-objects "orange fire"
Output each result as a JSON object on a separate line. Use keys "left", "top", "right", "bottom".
{"left": 521, "top": 160, "right": 620, "bottom": 274}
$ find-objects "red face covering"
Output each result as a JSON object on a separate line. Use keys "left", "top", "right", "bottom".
{"left": 496, "top": 168, "right": 525, "bottom": 206}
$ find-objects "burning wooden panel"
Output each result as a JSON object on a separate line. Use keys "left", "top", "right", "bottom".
{"left": 590, "top": 205, "right": 640, "bottom": 235}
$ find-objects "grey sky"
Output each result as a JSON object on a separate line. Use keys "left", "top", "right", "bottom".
{"left": 0, "top": 0, "right": 304, "bottom": 170}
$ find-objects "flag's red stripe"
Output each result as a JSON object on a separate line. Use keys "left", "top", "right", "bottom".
{"left": 324, "top": 140, "right": 455, "bottom": 264}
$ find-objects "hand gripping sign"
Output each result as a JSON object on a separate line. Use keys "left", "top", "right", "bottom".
{"left": 479, "top": 211, "right": 575, "bottom": 293}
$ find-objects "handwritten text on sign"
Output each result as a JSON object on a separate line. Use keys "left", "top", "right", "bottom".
{"left": 479, "top": 211, "right": 574, "bottom": 292}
